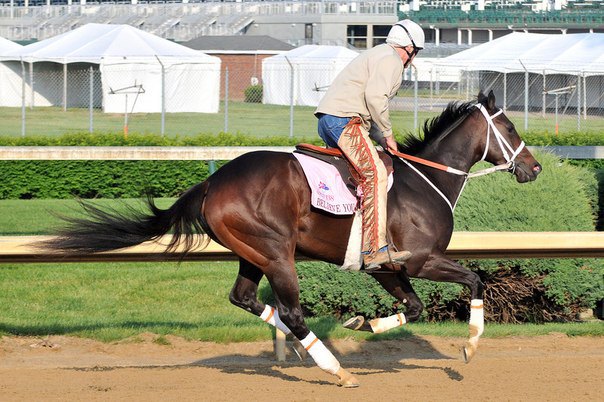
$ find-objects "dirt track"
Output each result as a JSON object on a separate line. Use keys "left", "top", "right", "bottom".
{"left": 1, "top": 333, "right": 602, "bottom": 401}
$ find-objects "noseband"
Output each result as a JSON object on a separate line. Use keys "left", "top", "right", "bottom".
{"left": 474, "top": 103, "right": 526, "bottom": 174}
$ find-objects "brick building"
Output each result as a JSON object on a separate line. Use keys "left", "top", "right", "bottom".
{"left": 182, "top": 35, "right": 293, "bottom": 101}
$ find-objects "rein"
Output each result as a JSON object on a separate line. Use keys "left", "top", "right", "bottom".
{"left": 394, "top": 103, "right": 526, "bottom": 213}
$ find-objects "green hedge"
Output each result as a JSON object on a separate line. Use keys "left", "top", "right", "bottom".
{"left": 244, "top": 85, "right": 263, "bottom": 103}
{"left": 0, "top": 132, "right": 319, "bottom": 147}
{"left": 295, "top": 152, "right": 602, "bottom": 324}
{"left": 0, "top": 160, "right": 212, "bottom": 199}
{"left": 521, "top": 131, "right": 604, "bottom": 146}
{"left": 0, "top": 133, "right": 320, "bottom": 199}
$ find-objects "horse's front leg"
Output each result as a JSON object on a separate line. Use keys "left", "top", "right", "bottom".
{"left": 343, "top": 268, "right": 424, "bottom": 333}
{"left": 412, "top": 253, "right": 484, "bottom": 363}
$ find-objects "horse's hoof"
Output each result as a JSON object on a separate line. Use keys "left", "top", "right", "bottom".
{"left": 343, "top": 316, "right": 365, "bottom": 331}
{"left": 461, "top": 343, "right": 476, "bottom": 363}
{"left": 335, "top": 368, "right": 360, "bottom": 388}
{"left": 291, "top": 339, "right": 307, "bottom": 361}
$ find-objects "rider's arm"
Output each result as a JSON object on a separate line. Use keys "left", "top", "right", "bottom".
{"left": 370, "top": 124, "right": 398, "bottom": 154}
{"left": 364, "top": 54, "right": 403, "bottom": 140}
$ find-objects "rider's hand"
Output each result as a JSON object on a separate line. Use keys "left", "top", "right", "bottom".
{"left": 384, "top": 136, "right": 398, "bottom": 154}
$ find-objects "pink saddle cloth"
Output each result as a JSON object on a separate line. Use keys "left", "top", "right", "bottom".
{"left": 293, "top": 153, "right": 357, "bottom": 215}
{"left": 293, "top": 153, "right": 393, "bottom": 216}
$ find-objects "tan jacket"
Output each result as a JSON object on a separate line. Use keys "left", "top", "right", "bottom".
{"left": 315, "top": 44, "right": 404, "bottom": 138}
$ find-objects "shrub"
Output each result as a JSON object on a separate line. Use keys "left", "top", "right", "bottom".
{"left": 294, "top": 152, "right": 603, "bottom": 323}
{"left": 244, "top": 85, "right": 263, "bottom": 103}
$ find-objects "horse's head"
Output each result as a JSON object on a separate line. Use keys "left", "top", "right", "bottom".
{"left": 475, "top": 90, "right": 542, "bottom": 183}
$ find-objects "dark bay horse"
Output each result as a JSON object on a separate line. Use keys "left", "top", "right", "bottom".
{"left": 42, "top": 91, "right": 541, "bottom": 387}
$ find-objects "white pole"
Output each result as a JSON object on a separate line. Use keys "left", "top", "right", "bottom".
{"left": 583, "top": 74, "right": 587, "bottom": 120}
{"left": 275, "top": 329, "right": 286, "bottom": 361}
{"left": 224, "top": 67, "right": 229, "bottom": 133}
{"left": 285, "top": 56, "right": 294, "bottom": 139}
{"left": 29, "top": 63, "right": 34, "bottom": 110}
{"left": 89, "top": 66, "right": 93, "bottom": 133}
{"left": 503, "top": 72, "right": 507, "bottom": 112}
{"left": 577, "top": 72, "right": 581, "bottom": 131}
{"left": 63, "top": 64, "right": 67, "bottom": 112}
{"left": 542, "top": 71, "right": 546, "bottom": 118}
{"left": 155, "top": 56, "right": 165, "bottom": 136}
{"left": 413, "top": 64, "right": 418, "bottom": 132}
{"left": 519, "top": 60, "right": 529, "bottom": 131}
{"left": 20, "top": 58, "right": 26, "bottom": 137}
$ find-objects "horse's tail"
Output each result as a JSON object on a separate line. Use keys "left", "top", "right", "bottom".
{"left": 40, "top": 181, "right": 210, "bottom": 255}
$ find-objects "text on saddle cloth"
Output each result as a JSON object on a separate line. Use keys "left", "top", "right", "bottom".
{"left": 293, "top": 152, "right": 394, "bottom": 216}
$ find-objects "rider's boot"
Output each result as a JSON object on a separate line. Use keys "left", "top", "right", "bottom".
{"left": 363, "top": 246, "right": 411, "bottom": 271}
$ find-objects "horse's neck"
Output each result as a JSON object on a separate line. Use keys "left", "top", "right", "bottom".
{"left": 420, "top": 118, "right": 483, "bottom": 174}
{"left": 412, "top": 122, "right": 483, "bottom": 202}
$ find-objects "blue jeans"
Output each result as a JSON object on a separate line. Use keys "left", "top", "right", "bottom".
{"left": 317, "top": 114, "right": 351, "bottom": 148}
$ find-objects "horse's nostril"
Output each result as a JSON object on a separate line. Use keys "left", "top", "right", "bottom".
{"left": 532, "top": 163, "right": 542, "bottom": 174}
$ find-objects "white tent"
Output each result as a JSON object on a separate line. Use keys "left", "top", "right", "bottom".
{"left": 0, "top": 24, "right": 221, "bottom": 113}
{"left": 262, "top": 45, "right": 358, "bottom": 107}
{"left": 436, "top": 33, "right": 604, "bottom": 110}
{"left": 0, "top": 37, "right": 23, "bottom": 108}
{"left": 437, "top": 32, "right": 604, "bottom": 76}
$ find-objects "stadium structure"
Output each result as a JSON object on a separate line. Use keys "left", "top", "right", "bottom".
{"left": 0, "top": 0, "right": 602, "bottom": 51}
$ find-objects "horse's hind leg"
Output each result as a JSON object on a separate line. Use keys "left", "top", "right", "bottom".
{"left": 343, "top": 269, "right": 424, "bottom": 333}
{"left": 229, "top": 258, "right": 292, "bottom": 336}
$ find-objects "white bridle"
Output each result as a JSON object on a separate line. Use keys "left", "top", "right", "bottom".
{"left": 474, "top": 103, "right": 526, "bottom": 174}
{"left": 397, "top": 103, "right": 527, "bottom": 212}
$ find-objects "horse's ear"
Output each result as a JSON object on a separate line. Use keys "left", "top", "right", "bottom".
{"left": 487, "top": 90, "right": 496, "bottom": 110}
{"left": 477, "top": 90, "right": 487, "bottom": 104}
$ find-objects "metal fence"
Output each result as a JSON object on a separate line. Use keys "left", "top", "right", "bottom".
{"left": 1, "top": 58, "right": 603, "bottom": 138}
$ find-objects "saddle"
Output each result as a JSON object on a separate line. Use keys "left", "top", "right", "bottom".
{"left": 293, "top": 143, "right": 394, "bottom": 196}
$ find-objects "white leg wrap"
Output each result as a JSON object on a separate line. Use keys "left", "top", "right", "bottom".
{"left": 469, "top": 299, "right": 484, "bottom": 345}
{"left": 260, "top": 305, "right": 292, "bottom": 335}
{"left": 369, "top": 313, "right": 406, "bottom": 334}
{"left": 300, "top": 331, "right": 340, "bottom": 375}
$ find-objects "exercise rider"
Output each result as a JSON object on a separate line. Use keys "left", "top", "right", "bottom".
{"left": 314, "top": 19, "right": 425, "bottom": 270}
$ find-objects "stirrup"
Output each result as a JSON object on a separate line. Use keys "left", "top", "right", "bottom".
{"left": 363, "top": 249, "right": 411, "bottom": 271}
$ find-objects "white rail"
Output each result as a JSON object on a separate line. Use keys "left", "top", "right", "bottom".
{"left": 0, "top": 146, "right": 602, "bottom": 160}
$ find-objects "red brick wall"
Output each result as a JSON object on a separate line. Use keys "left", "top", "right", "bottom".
{"left": 214, "top": 54, "right": 274, "bottom": 101}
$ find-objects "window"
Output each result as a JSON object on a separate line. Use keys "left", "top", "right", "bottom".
{"left": 372, "top": 25, "right": 391, "bottom": 47}
{"left": 347, "top": 25, "right": 367, "bottom": 48}
{"left": 305, "top": 23, "right": 313, "bottom": 45}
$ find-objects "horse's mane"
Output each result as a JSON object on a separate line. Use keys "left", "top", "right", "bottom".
{"left": 399, "top": 99, "right": 477, "bottom": 154}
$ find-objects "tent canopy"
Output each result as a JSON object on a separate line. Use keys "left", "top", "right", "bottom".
{"left": 262, "top": 45, "right": 358, "bottom": 106}
{"left": 0, "top": 23, "right": 214, "bottom": 64}
{"left": 264, "top": 44, "right": 358, "bottom": 64}
{"left": 0, "top": 38, "right": 23, "bottom": 108}
{"left": 438, "top": 32, "right": 604, "bottom": 76}
{"left": 0, "top": 24, "right": 221, "bottom": 113}
{"left": 0, "top": 36, "right": 22, "bottom": 53}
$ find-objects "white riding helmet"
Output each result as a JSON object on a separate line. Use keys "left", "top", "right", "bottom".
{"left": 386, "top": 19, "right": 425, "bottom": 50}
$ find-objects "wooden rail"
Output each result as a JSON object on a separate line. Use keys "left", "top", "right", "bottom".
{"left": 0, "top": 146, "right": 602, "bottom": 160}
{"left": 1, "top": 232, "right": 602, "bottom": 264}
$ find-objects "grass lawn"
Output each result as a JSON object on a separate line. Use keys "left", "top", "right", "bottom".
{"left": 0, "top": 261, "right": 601, "bottom": 342}
{"left": 0, "top": 198, "right": 175, "bottom": 235}
{"left": 1, "top": 101, "right": 602, "bottom": 138}
{"left": 0, "top": 179, "right": 602, "bottom": 343}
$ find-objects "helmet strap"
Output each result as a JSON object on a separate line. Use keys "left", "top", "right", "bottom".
{"left": 395, "top": 23, "right": 419, "bottom": 50}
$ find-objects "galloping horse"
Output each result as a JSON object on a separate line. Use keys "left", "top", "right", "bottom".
{"left": 42, "top": 91, "right": 541, "bottom": 387}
